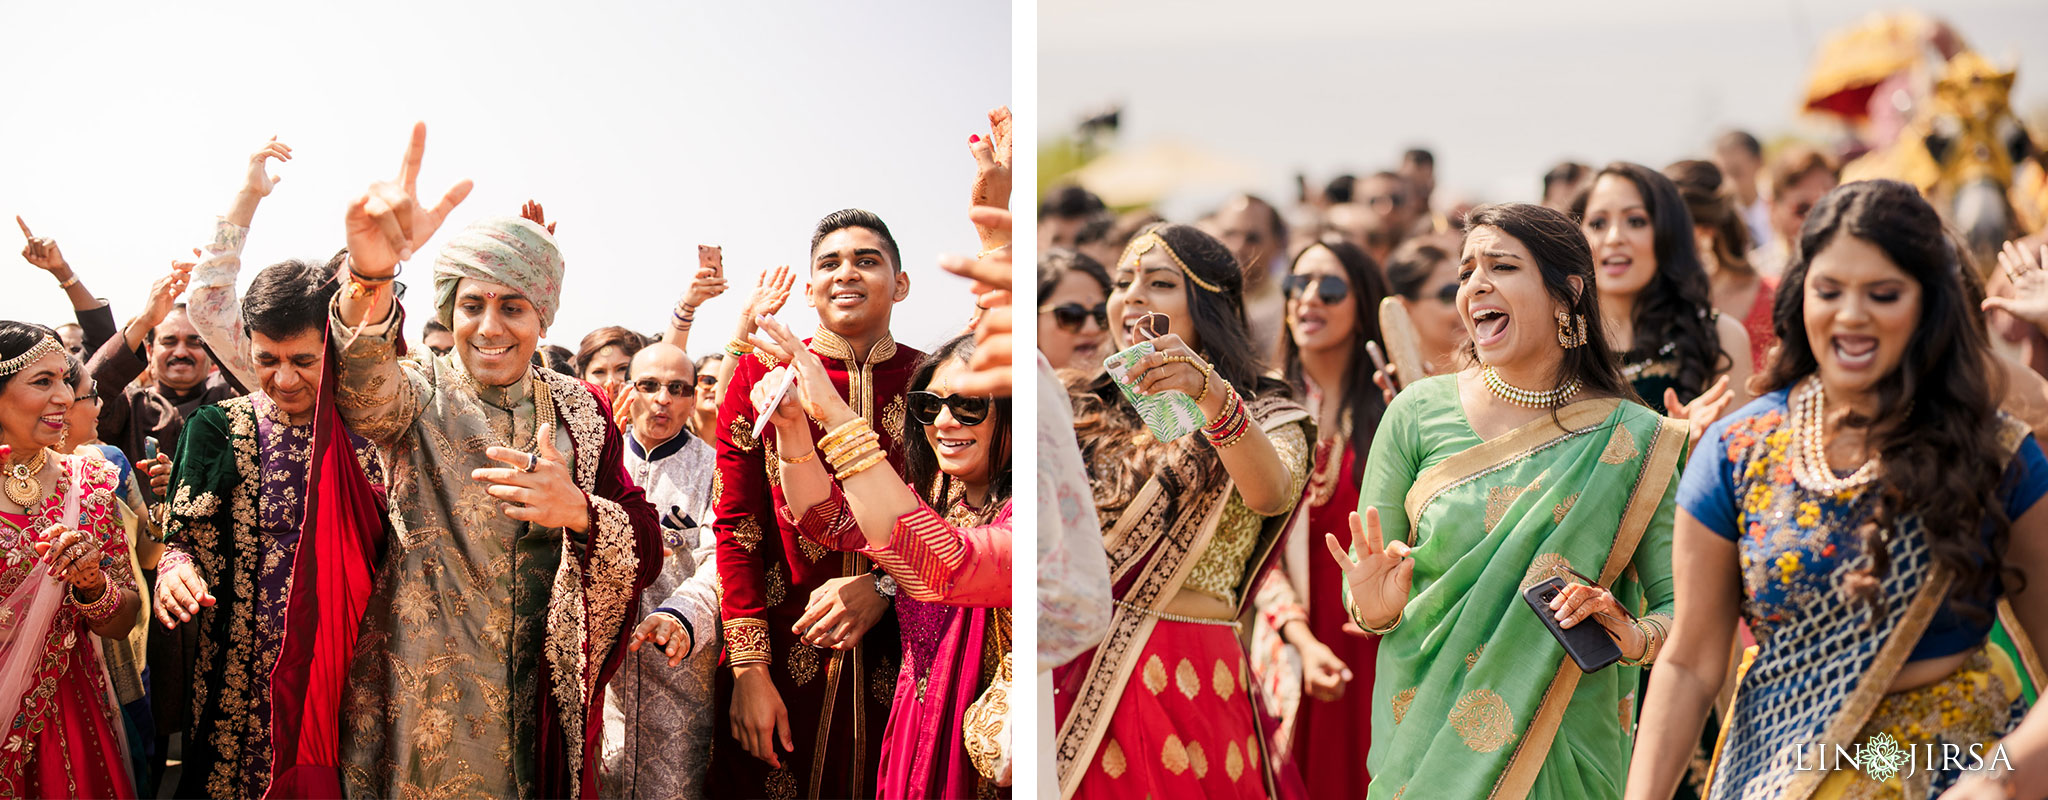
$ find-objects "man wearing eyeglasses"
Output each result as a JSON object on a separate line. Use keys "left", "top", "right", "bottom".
{"left": 709, "top": 208, "right": 914, "bottom": 798}
{"left": 601, "top": 341, "right": 722, "bottom": 798}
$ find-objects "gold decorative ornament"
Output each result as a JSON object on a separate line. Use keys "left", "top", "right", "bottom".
{"left": 4, "top": 447, "right": 50, "bottom": 507}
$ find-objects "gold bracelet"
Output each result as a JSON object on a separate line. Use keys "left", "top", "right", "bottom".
{"left": 835, "top": 449, "right": 890, "bottom": 481}
{"left": 778, "top": 447, "right": 817, "bottom": 465}
{"left": 827, "top": 439, "right": 882, "bottom": 472}
{"left": 1348, "top": 599, "right": 1402, "bottom": 636}
{"left": 56, "top": 271, "right": 80, "bottom": 289}
{"left": 823, "top": 430, "right": 880, "bottom": 464}
{"left": 727, "top": 337, "right": 756, "bottom": 355}
{"left": 72, "top": 583, "right": 120, "bottom": 623}
{"left": 817, "top": 418, "right": 871, "bottom": 452}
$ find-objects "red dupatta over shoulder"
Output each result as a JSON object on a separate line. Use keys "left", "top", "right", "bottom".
{"left": 264, "top": 338, "right": 389, "bottom": 799}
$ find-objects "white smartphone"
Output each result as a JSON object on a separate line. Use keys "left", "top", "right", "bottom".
{"left": 752, "top": 367, "right": 798, "bottom": 440}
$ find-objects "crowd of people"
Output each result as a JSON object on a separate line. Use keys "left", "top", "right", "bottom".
{"left": 1036, "top": 114, "right": 2048, "bottom": 798}
{"left": 1, "top": 106, "right": 1015, "bottom": 799}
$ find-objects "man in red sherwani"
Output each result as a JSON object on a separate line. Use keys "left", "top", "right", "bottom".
{"left": 710, "top": 209, "right": 921, "bottom": 798}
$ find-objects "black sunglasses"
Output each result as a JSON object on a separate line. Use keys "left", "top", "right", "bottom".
{"left": 1283, "top": 274, "right": 1351, "bottom": 305}
{"left": 1039, "top": 302, "right": 1108, "bottom": 334}
{"left": 908, "top": 391, "right": 991, "bottom": 426}
{"left": 632, "top": 379, "right": 695, "bottom": 397}
{"left": 696, "top": 374, "right": 718, "bottom": 387}
{"left": 1434, "top": 282, "right": 1459, "bottom": 305}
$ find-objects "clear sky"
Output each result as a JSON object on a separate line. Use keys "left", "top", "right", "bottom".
{"left": 1041, "top": 0, "right": 2048, "bottom": 216}
{"left": 1, "top": 0, "right": 1010, "bottom": 359}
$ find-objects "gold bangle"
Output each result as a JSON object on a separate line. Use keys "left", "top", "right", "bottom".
{"left": 823, "top": 429, "right": 880, "bottom": 464}
{"left": 1348, "top": 598, "right": 1401, "bottom": 636}
{"left": 778, "top": 448, "right": 817, "bottom": 465}
{"left": 817, "top": 418, "right": 871, "bottom": 452}
{"left": 727, "top": 337, "right": 756, "bottom": 355}
{"left": 835, "top": 449, "right": 890, "bottom": 481}
{"left": 56, "top": 272, "right": 80, "bottom": 289}
{"left": 827, "top": 439, "right": 882, "bottom": 471}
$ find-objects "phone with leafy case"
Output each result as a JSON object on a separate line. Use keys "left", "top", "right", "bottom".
{"left": 1521, "top": 576, "right": 1622, "bottom": 672}
{"left": 1103, "top": 341, "right": 1206, "bottom": 443}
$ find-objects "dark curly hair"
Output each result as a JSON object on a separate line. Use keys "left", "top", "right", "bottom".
{"left": 1760, "top": 179, "right": 2017, "bottom": 623}
{"left": 1459, "top": 204, "right": 1636, "bottom": 407}
{"left": 1070, "top": 223, "right": 1290, "bottom": 521}
{"left": 1280, "top": 239, "right": 1388, "bottom": 462}
{"left": 1573, "top": 162, "right": 1730, "bottom": 404}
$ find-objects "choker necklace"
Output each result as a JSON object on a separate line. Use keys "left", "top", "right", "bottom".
{"left": 1788, "top": 376, "right": 1879, "bottom": 495}
{"left": 4, "top": 447, "right": 50, "bottom": 507}
{"left": 1482, "top": 365, "right": 1580, "bottom": 409}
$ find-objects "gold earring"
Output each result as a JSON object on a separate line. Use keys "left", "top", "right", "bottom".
{"left": 1556, "top": 309, "right": 1588, "bottom": 348}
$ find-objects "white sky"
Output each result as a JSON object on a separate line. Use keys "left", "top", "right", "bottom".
{"left": 0, "top": 0, "right": 1010, "bottom": 359}
{"left": 1041, "top": 0, "right": 2048, "bottom": 215}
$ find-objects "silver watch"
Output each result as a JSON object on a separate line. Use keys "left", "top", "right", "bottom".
{"left": 870, "top": 569, "right": 898, "bottom": 599}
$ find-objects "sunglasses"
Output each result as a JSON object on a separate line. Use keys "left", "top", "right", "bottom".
{"left": 908, "top": 391, "right": 991, "bottom": 426}
{"left": 1283, "top": 274, "right": 1351, "bottom": 304}
{"left": 1039, "top": 302, "right": 1108, "bottom": 334}
{"left": 632, "top": 379, "right": 695, "bottom": 397}
{"left": 1434, "top": 282, "right": 1459, "bottom": 305}
{"left": 696, "top": 374, "right": 718, "bottom": 387}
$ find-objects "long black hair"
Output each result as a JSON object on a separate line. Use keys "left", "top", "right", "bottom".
{"left": 904, "top": 334, "right": 1011, "bottom": 513}
{"left": 1072, "top": 222, "right": 1291, "bottom": 518}
{"left": 1760, "top": 179, "right": 2015, "bottom": 621}
{"left": 1280, "top": 239, "right": 1388, "bottom": 462}
{"left": 1460, "top": 204, "right": 1636, "bottom": 405}
{"left": 1574, "top": 162, "right": 1729, "bottom": 402}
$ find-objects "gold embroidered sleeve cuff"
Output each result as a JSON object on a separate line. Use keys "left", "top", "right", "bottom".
{"left": 777, "top": 485, "right": 861, "bottom": 551}
{"left": 724, "top": 618, "right": 772, "bottom": 666}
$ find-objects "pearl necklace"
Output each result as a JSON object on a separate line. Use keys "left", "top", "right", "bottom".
{"left": 1482, "top": 366, "right": 1581, "bottom": 409}
{"left": 1788, "top": 376, "right": 1879, "bottom": 495}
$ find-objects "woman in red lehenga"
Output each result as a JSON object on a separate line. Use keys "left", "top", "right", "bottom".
{"left": 0, "top": 322, "right": 142, "bottom": 799}
{"left": 1250, "top": 239, "right": 1390, "bottom": 797}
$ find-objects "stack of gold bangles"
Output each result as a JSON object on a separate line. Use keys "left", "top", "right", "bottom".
{"left": 74, "top": 583, "right": 120, "bottom": 624}
{"left": 726, "top": 337, "right": 755, "bottom": 358}
{"left": 820, "top": 418, "right": 888, "bottom": 481}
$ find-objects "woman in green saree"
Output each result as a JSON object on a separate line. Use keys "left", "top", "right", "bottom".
{"left": 1332, "top": 202, "right": 1687, "bottom": 799}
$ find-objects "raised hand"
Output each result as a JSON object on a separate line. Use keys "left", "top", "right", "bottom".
{"left": 520, "top": 199, "right": 557, "bottom": 235}
{"left": 944, "top": 206, "right": 1014, "bottom": 396}
{"left": 743, "top": 266, "right": 796, "bottom": 321}
{"left": 473, "top": 424, "right": 591, "bottom": 532}
{"left": 245, "top": 138, "right": 292, "bottom": 198}
{"left": 1665, "top": 374, "right": 1734, "bottom": 449}
{"left": 681, "top": 246, "right": 729, "bottom": 309}
{"left": 751, "top": 315, "right": 857, "bottom": 428}
{"left": 139, "top": 261, "right": 195, "bottom": 330}
{"left": 16, "top": 217, "right": 68, "bottom": 274}
{"left": 968, "top": 107, "right": 1014, "bottom": 248}
{"left": 1984, "top": 240, "right": 2048, "bottom": 329}
{"left": 1323, "top": 508, "right": 1413, "bottom": 632}
{"left": 344, "top": 122, "right": 475, "bottom": 278}
{"left": 750, "top": 366, "right": 808, "bottom": 433}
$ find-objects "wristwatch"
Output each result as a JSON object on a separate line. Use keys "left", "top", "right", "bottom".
{"left": 869, "top": 567, "right": 898, "bottom": 599}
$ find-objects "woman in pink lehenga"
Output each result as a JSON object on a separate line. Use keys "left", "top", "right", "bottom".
{"left": 0, "top": 322, "right": 142, "bottom": 798}
{"left": 754, "top": 324, "right": 1013, "bottom": 799}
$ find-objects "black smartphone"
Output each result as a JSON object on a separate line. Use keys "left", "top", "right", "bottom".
{"left": 1521, "top": 576, "right": 1622, "bottom": 672}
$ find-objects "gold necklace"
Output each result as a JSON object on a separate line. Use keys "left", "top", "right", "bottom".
{"left": 1482, "top": 365, "right": 1580, "bottom": 408}
{"left": 4, "top": 447, "right": 50, "bottom": 507}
